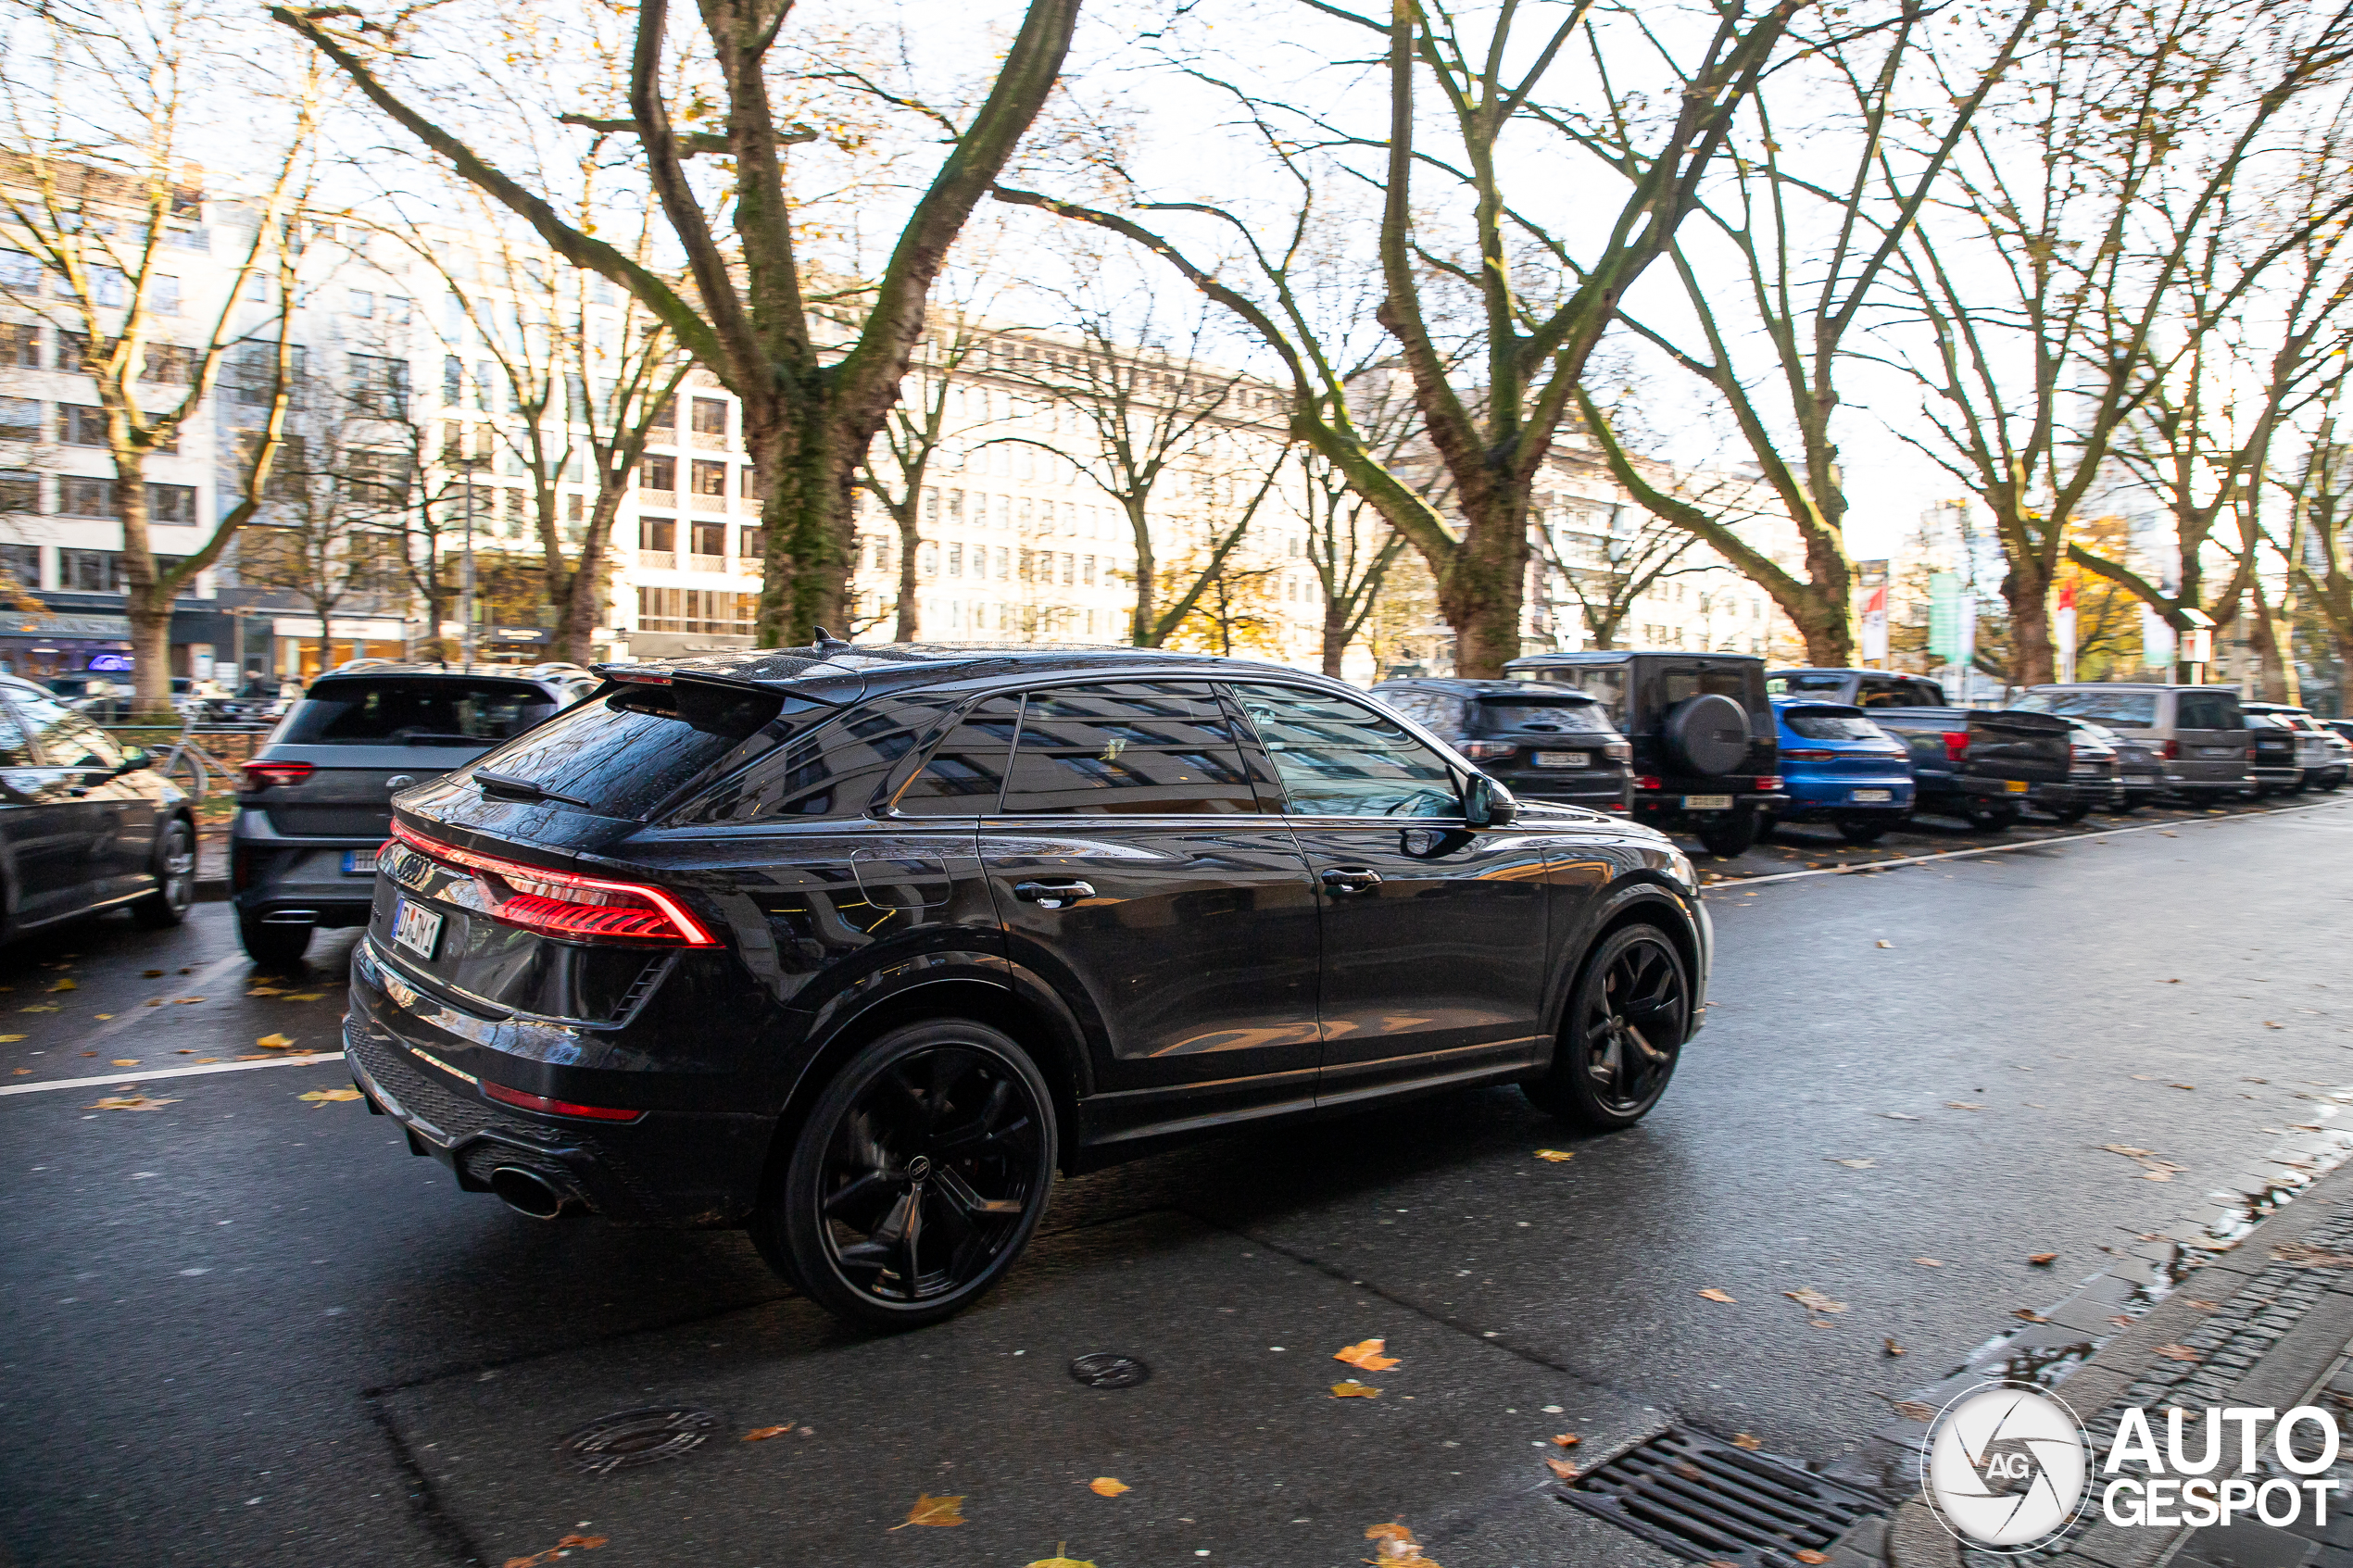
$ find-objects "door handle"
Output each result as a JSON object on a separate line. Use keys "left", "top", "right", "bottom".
{"left": 1013, "top": 880, "right": 1095, "bottom": 909}
{"left": 1320, "top": 867, "right": 1383, "bottom": 894}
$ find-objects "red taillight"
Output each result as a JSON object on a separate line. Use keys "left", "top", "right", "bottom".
{"left": 1942, "top": 731, "right": 1969, "bottom": 762}
{"left": 239, "top": 759, "right": 314, "bottom": 791}
{"left": 388, "top": 822, "right": 716, "bottom": 947}
{"left": 2159, "top": 738, "right": 2180, "bottom": 760}
{"left": 1755, "top": 775, "right": 1782, "bottom": 790}
{"left": 480, "top": 1080, "right": 644, "bottom": 1122}
{"left": 1634, "top": 775, "right": 1662, "bottom": 791}
{"left": 1781, "top": 749, "right": 1835, "bottom": 760}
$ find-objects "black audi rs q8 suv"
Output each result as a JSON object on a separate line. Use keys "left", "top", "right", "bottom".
{"left": 344, "top": 643, "right": 1712, "bottom": 1326}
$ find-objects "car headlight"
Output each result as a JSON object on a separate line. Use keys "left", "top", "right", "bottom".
{"left": 1664, "top": 847, "right": 1698, "bottom": 888}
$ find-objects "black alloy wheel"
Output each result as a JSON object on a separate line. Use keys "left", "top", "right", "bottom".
{"left": 1524, "top": 923, "right": 1690, "bottom": 1130}
{"left": 762, "top": 1020, "right": 1056, "bottom": 1329}
{"left": 132, "top": 817, "right": 197, "bottom": 929}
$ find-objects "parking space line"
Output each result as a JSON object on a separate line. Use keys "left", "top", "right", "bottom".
{"left": 1708, "top": 797, "right": 2351, "bottom": 889}
{"left": 0, "top": 1051, "right": 346, "bottom": 1098}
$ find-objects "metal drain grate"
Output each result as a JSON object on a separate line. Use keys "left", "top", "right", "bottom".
{"left": 1557, "top": 1426, "right": 1882, "bottom": 1567}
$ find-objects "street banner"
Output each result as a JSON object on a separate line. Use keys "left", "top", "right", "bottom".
{"left": 1928, "top": 573, "right": 1960, "bottom": 659}
{"left": 2056, "top": 581, "right": 2078, "bottom": 684}
{"left": 1860, "top": 583, "right": 1889, "bottom": 664}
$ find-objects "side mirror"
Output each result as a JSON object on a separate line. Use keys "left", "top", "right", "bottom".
{"left": 1463, "top": 773, "right": 1517, "bottom": 828}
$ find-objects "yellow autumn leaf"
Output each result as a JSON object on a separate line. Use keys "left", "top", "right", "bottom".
{"left": 1330, "top": 1380, "right": 1381, "bottom": 1399}
{"left": 1698, "top": 1287, "right": 1736, "bottom": 1303}
{"left": 1087, "top": 1476, "right": 1129, "bottom": 1497}
{"left": 1544, "top": 1456, "right": 1579, "bottom": 1479}
{"left": 888, "top": 1493, "right": 965, "bottom": 1529}
{"left": 298, "top": 1089, "right": 361, "bottom": 1105}
{"left": 47, "top": 978, "right": 75, "bottom": 992}
{"left": 0, "top": 1034, "right": 23, "bottom": 1042}
{"left": 1365, "top": 1520, "right": 1441, "bottom": 1564}
{"left": 1732, "top": 1432, "right": 1764, "bottom": 1450}
{"left": 1333, "top": 1337, "right": 1400, "bottom": 1372}
{"left": 89, "top": 1094, "right": 179, "bottom": 1110}
{"left": 1533, "top": 1148, "right": 1574, "bottom": 1162}
{"left": 255, "top": 1034, "right": 297, "bottom": 1050}
{"left": 19, "top": 1005, "right": 57, "bottom": 1012}
{"left": 742, "top": 1424, "right": 790, "bottom": 1441}
{"left": 110, "top": 1060, "right": 138, "bottom": 1066}
{"left": 500, "top": 1535, "right": 607, "bottom": 1568}
{"left": 1026, "top": 1549, "right": 1098, "bottom": 1568}
{"left": 282, "top": 992, "right": 325, "bottom": 1002}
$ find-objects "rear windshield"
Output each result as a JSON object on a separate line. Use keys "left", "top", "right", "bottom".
{"left": 460, "top": 681, "right": 816, "bottom": 820}
{"left": 1768, "top": 672, "right": 1852, "bottom": 696}
{"left": 2011, "top": 690, "right": 2158, "bottom": 728}
{"left": 280, "top": 678, "right": 556, "bottom": 746}
{"left": 1478, "top": 696, "right": 1611, "bottom": 734}
{"left": 1516, "top": 664, "right": 1627, "bottom": 724}
{"left": 1781, "top": 707, "right": 1887, "bottom": 741}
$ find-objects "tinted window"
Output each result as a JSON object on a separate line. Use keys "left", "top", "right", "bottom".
{"left": 1373, "top": 687, "right": 1468, "bottom": 735}
{"left": 1521, "top": 663, "right": 1627, "bottom": 724}
{"left": 10, "top": 690, "right": 123, "bottom": 769}
{"left": 893, "top": 696, "right": 1022, "bottom": 815}
{"left": 1781, "top": 707, "right": 1887, "bottom": 741}
{"left": 0, "top": 700, "right": 35, "bottom": 766}
{"left": 1000, "top": 683, "right": 1255, "bottom": 815}
{"left": 1661, "top": 666, "right": 1751, "bottom": 705}
{"left": 281, "top": 678, "right": 554, "bottom": 745}
{"left": 1229, "top": 684, "right": 1459, "bottom": 818}
{"left": 1769, "top": 671, "right": 1852, "bottom": 696}
{"left": 694, "top": 694, "right": 954, "bottom": 822}
{"left": 2174, "top": 692, "right": 2241, "bottom": 730}
{"left": 1478, "top": 696, "right": 1611, "bottom": 734}
{"left": 465, "top": 684, "right": 794, "bottom": 820}
{"left": 2012, "top": 689, "right": 2158, "bottom": 728}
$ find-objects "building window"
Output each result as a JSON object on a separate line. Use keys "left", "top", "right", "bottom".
{"left": 442, "top": 356, "right": 461, "bottom": 405}
{"left": 0, "top": 542, "right": 39, "bottom": 588}
{"left": 60, "top": 477, "right": 117, "bottom": 518}
{"left": 58, "top": 404, "right": 107, "bottom": 446}
{"left": 348, "top": 354, "right": 409, "bottom": 417}
{"left": 639, "top": 455, "right": 675, "bottom": 491}
{"left": 648, "top": 395, "right": 675, "bottom": 431}
{"left": 0, "top": 322, "right": 35, "bottom": 367}
{"left": 690, "top": 397, "right": 726, "bottom": 435}
{"left": 148, "top": 483, "right": 197, "bottom": 524}
{"left": 947, "top": 542, "right": 963, "bottom": 579}
{"left": 59, "top": 547, "right": 124, "bottom": 589}
{"left": 690, "top": 521, "right": 724, "bottom": 558}
{"left": 639, "top": 517, "right": 675, "bottom": 551}
{"left": 0, "top": 250, "right": 39, "bottom": 290}
{"left": 739, "top": 526, "right": 765, "bottom": 558}
{"left": 347, "top": 289, "right": 373, "bottom": 317}
{"left": 0, "top": 471, "right": 37, "bottom": 515}
{"left": 635, "top": 587, "right": 755, "bottom": 634}
{"left": 690, "top": 458, "right": 726, "bottom": 497}
{"left": 0, "top": 396, "right": 36, "bottom": 441}
{"left": 227, "top": 342, "right": 308, "bottom": 407}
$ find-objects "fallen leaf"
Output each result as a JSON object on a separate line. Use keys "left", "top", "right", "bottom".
{"left": 1828, "top": 1158, "right": 1875, "bottom": 1169}
{"left": 282, "top": 992, "right": 325, "bottom": 1002}
{"left": 889, "top": 1493, "right": 966, "bottom": 1529}
{"left": 1552, "top": 1433, "right": 1580, "bottom": 1448}
{"left": 298, "top": 1089, "right": 361, "bottom": 1105}
{"left": 1334, "top": 1337, "right": 1401, "bottom": 1372}
{"left": 94, "top": 1014, "right": 113, "bottom": 1021}
{"left": 1784, "top": 1287, "right": 1847, "bottom": 1314}
{"left": 1731, "top": 1433, "right": 1762, "bottom": 1450}
{"left": 1875, "top": 939, "right": 1892, "bottom": 948}
{"left": 2028, "top": 1252, "right": 2057, "bottom": 1266}
{"left": 2144, "top": 1170, "right": 2174, "bottom": 1181}
{"left": 501, "top": 1536, "right": 608, "bottom": 1568}
{"left": 1365, "top": 1521, "right": 1441, "bottom": 1564}
{"left": 0, "top": 1034, "right": 22, "bottom": 1042}
{"left": 89, "top": 1095, "right": 178, "bottom": 1110}
{"left": 1795, "top": 1551, "right": 1831, "bottom": 1565}
{"left": 255, "top": 1034, "right": 298, "bottom": 1050}
{"left": 19, "top": 1005, "right": 57, "bottom": 1013}
{"left": 109, "top": 1060, "right": 138, "bottom": 1067}
{"left": 195, "top": 1058, "right": 218, "bottom": 1064}
{"left": 1026, "top": 1549, "right": 1099, "bottom": 1568}
{"left": 1945, "top": 1100, "right": 1983, "bottom": 1110}
{"left": 9, "top": 1068, "right": 28, "bottom": 1075}
{"left": 2154, "top": 1344, "right": 2201, "bottom": 1362}
{"left": 2272, "top": 1242, "right": 2353, "bottom": 1268}
{"left": 170, "top": 997, "right": 207, "bottom": 1004}
{"left": 2263, "top": 1021, "right": 2283, "bottom": 1030}
{"left": 46, "top": 978, "right": 74, "bottom": 992}
{"left": 1330, "top": 1379, "right": 1382, "bottom": 1398}
{"left": 142, "top": 969, "right": 165, "bottom": 977}
{"left": 1697, "top": 1287, "right": 1736, "bottom": 1303}
{"left": 1533, "top": 1148, "right": 1575, "bottom": 1163}
{"left": 1543, "top": 1456, "right": 1579, "bottom": 1479}
{"left": 1088, "top": 1477, "right": 1130, "bottom": 1497}
{"left": 1893, "top": 1399, "right": 1937, "bottom": 1422}
{"left": 741, "top": 1425, "right": 790, "bottom": 1441}
{"left": 2171, "top": 1084, "right": 2196, "bottom": 1091}
{"left": 2102, "top": 1145, "right": 2156, "bottom": 1158}
{"left": 1883, "top": 1337, "right": 1906, "bottom": 1357}
{"left": 2014, "top": 1309, "right": 2048, "bottom": 1323}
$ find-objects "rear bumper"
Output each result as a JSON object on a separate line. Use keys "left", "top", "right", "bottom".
{"left": 1631, "top": 790, "right": 1788, "bottom": 825}
{"left": 1773, "top": 776, "right": 1915, "bottom": 819}
{"left": 343, "top": 936, "right": 774, "bottom": 1226}
{"left": 232, "top": 818, "right": 384, "bottom": 925}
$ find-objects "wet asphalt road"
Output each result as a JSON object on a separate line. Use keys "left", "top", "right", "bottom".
{"left": 1, "top": 798, "right": 2349, "bottom": 1568}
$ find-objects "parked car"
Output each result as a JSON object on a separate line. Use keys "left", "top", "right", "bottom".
{"left": 0, "top": 676, "right": 195, "bottom": 936}
{"left": 1766, "top": 668, "right": 1949, "bottom": 708}
{"left": 2242, "top": 703, "right": 2348, "bottom": 793}
{"left": 1761, "top": 697, "right": 1914, "bottom": 843}
{"left": 1503, "top": 651, "right": 1783, "bottom": 857}
{"left": 2331, "top": 718, "right": 2353, "bottom": 747}
{"left": 2046, "top": 715, "right": 2161, "bottom": 810}
{"left": 1863, "top": 706, "right": 2077, "bottom": 828}
{"left": 2009, "top": 684, "right": 2251, "bottom": 804}
{"left": 232, "top": 664, "right": 588, "bottom": 965}
{"left": 1370, "top": 677, "right": 1632, "bottom": 813}
{"left": 2238, "top": 708, "right": 2304, "bottom": 796}
{"left": 2052, "top": 724, "right": 2121, "bottom": 822}
{"left": 344, "top": 645, "right": 1712, "bottom": 1328}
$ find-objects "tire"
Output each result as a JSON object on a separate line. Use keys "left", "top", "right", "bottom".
{"left": 754, "top": 1019, "right": 1057, "bottom": 1330}
{"left": 1836, "top": 819, "right": 1887, "bottom": 846}
{"left": 1752, "top": 814, "right": 1777, "bottom": 844}
{"left": 1523, "top": 922, "right": 1691, "bottom": 1131}
{"left": 1695, "top": 812, "right": 1757, "bottom": 859}
{"left": 132, "top": 816, "right": 197, "bottom": 929}
{"left": 238, "top": 913, "right": 312, "bottom": 967}
{"left": 2052, "top": 805, "right": 2093, "bottom": 825}
{"left": 2322, "top": 771, "right": 2347, "bottom": 794}
{"left": 1964, "top": 804, "right": 2020, "bottom": 832}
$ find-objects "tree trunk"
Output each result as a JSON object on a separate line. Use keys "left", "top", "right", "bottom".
{"left": 2246, "top": 574, "right": 2296, "bottom": 703}
{"left": 124, "top": 586, "right": 173, "bottom": 719}
{"left": 1321, "top": 598, "right": 1349, "bottom": 677}
{"left": 1999, "top": 560, "right": 2056, "bottom": 686}
{"left": 748, "top": 407, "right": 857, "bottom": 646}
{"left": 1127, "top": 500, "right": 1157, "bottom": 646}
{"left": 894, "top": 505, "right": 921, "bottom": 641}
{"left": 1432, "top": 494, "right": 1530, "bottom": 678}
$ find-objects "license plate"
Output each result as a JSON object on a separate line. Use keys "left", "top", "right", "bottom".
{"left": 2127, "top": 774, "right": 2154, "bottom": 784}
{"left": 1534, "top": 751, "right": 1590, "bottom": 769}
{"left": 343, "top": 850, "right": 378, "bottom": 875}
{"left": 391, "top": 897, "right": 443, "bottom": 960}
{"left": 1683, "top": 794, "right": 1733, "bottom": 810}
{"left": 2005, "top": 779, "right": 2030, "bottom": 794}
{"left": 2198, "top": 746, "right": 2236, "bottom": 757}
{"left": 1850, "top": 788, "right": 1893, "bottom": 803}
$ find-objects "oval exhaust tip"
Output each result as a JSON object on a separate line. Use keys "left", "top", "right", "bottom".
{"left": 488, "top": 1166, "right": 573, "bottom": 1219}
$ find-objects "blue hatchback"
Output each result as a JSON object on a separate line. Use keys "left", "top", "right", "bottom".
{"left": 1765, "top": 697, "right": 1915, "bottom": 844}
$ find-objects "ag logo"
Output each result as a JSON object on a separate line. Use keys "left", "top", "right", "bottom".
{"left": 1921, "top": 1384, "right": 2092, "bottom": 1551}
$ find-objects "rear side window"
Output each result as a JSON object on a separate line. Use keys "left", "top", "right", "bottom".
{"left": 282, "top": 678, "right": 554, "bottom": 745}
{"left": 693, "top": 694, "right": 953, "bottom": 822}
{"left": 2174, "top": 692, "right": 2241, "bottom": 730}
{"left": 999, "top": 683, "right": 1256, "bottom": 815}
{"left": 464, "top": 683, "right": 792, "bottom": 820}
{"left": 893, "top": 696, "right": 1023, "bottom": 815}
{"left": 1478, "top": 696, "right": 1610, "bottom": 734}
{"left": 1782, "top": 707, "right": 1887, "bottom": 741}
{"left": 2013, "top": 689, "right": 2158, "bottom": 728}
{"left": 0, "top": 696, "right": 37, "bottom": 766}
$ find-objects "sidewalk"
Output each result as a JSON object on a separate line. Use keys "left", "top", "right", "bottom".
{"left": 1863, "top": 1101, "right": 2353, "bottom": 1568}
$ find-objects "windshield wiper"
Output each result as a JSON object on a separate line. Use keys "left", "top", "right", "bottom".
{"left": 473, "top": 769, "right": 595, "bottom": 809}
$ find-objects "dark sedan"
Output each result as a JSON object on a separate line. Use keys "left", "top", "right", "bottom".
{"left": 343, "top": 644, "right": 1712, "bottom": 1328}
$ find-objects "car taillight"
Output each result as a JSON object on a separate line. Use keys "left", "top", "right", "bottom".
{"left": 1603, "top": 741, "right": 1631, "bottom": 761}
{"left": 1780, "top": 749, "right": 1834, "bottom": 761}
{"left": 1755, "top": 775, "right": 1781, "bottom": 790}
{"left": 1458, "top": 740, "right": 1516, "bottom": 760}
{"left": 239, "top": 759, "right": 314, "bottom": 792}
{"left": 480, "top": 1080, "right": 644, "bottom": 1122}
{"left": 389, "top": 822, "right": 716, "bottom": 947}
{"left": 2159, "top": 738, "right": 2180, "bottom": 759}
{"left": 1634, "top": 775, "right": 1661, "bottom": 791}
{"left": 1942, "top": 731, "right": 1969, "bottom": 762}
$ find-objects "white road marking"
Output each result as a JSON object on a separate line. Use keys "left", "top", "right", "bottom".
{"left": 0, "top": 1052, "right": 345, "bottom": 1098}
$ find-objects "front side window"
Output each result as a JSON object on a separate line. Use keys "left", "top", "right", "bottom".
{"left": 999, "top": 683, "right": 1255, "bottom": 815}
{"left": 1229, "top": 683, "right": 1459, "bottom": 819}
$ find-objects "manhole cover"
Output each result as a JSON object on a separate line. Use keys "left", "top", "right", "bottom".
{"left": 559, "top": 1407, "right": 722, "bottom": 1474}
{"left": 1069, "top": 1353, "right": 1151, "bottom": 1389}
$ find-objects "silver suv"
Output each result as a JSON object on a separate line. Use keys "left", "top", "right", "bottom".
{"left": 231, "top": 663, "right": 593, "bottom": 965}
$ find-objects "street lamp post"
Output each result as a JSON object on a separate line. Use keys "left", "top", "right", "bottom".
{"left": 459, "top": 458, "right": 478, "bottom": 667}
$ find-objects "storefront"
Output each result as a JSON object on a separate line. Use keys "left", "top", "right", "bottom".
{"left": 269, "top": 616, "right": 415, "bottom": 682}
{"left": 0, "top": 611, "right": 137, "bottom": 682}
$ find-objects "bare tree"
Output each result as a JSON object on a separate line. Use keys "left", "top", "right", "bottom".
{"left": 0, "top": 5, "right": 318, "bottom": 714}
{"left": 858, "top": 300, "right": 1001, "bottom": 642}
{"left": 276, "top": 0, "right": 1079, "bottom": 647}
